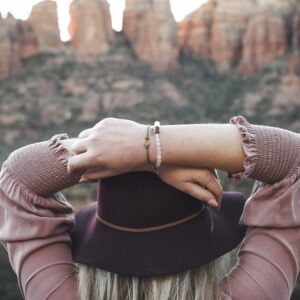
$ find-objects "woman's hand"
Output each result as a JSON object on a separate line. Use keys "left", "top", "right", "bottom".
{"left": 78, "top": 163, "right": 222, "bottom": 208}
{"left": 158, "top": 166, "right": 222, "bottom": 208}
{"left": 67, "top": 118, "right": 149, "bottom": 178}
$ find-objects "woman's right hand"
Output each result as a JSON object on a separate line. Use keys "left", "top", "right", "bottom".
{"left": 158, "top": 165, "right": 222, "bottom": 208}
{"left": 67, "top": 118, "right": 150, "bottom": 178}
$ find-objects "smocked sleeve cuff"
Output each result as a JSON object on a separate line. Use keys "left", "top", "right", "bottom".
{"left": 228, "top": 116, "right": 300, "bottom": 184}
{"left": 228, "top": 116, "right": 300, "bottom": 228}
{"left": 3, "top": 134, "right": 80, "bottom": 197}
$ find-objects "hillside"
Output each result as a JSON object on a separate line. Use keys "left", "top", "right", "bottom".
{"left": 1, "top": 31, "right": 300, "bottom": 196}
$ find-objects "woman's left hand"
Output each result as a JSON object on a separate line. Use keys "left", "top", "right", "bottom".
{"left": 158, "top": 165, "right": 222, "bottom": 208}
{"left": 78, "top": 164, "right": 222, "bottom": 208}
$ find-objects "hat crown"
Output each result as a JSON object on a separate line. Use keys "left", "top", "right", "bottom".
{"left": 97, "top": 172, "right": 203, "bottom": 229}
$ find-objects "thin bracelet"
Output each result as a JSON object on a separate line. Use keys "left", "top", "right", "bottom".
{"left": 151, "top": 121, "right": 162, "bottom": 172}
{"left": 144, "top": 125, "right": 151, "bottom": 164}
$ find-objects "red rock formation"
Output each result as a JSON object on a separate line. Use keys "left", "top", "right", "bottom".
{"left": 0, "top": 15, "right": 39, "bottom": 80}
{"left": 179, "top": 1, "right": 216, "bottom": 59}
{"left": 69, "top": 0, "right": 114, "bottom": 57}
{"left": 179, "top": 0, "right": 298, "bottom": 74}
{"left": 179, "top": 0, "right": 256, "bottom": 71}
{"left": 292, "top": 14, "right": 300, "bottom": 50}
{"left": 18, "top": 21, "right": 38, "bottom": 59}
{"left": 123, "top": 0, "right": 180, "bottom": 73}
{"left": 273, "top": 63, "right": 300, "bottom": 109}
{"left": 257, "top": 0, "right": 297, "bottom": 14}
{"left": 0, "top": 15, "right": 22, "bottom": 80}
{"left": 239, "top": 14, "right": 287, "bottom": 76}
{"left": 211, "top": 0, "right": 256, "bottom": 71}
{"left": 28, "top": 0, "right": 61, "bottom": 51}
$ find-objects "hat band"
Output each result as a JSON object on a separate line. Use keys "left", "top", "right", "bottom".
{"left": 96, "top": 206, "right": 207, "bottom": 233}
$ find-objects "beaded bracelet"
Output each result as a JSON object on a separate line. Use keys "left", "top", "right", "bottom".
{"left": 150, "top": 121, "right": 162, "bottom": 172}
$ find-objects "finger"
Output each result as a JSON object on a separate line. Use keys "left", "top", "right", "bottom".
{"left": 80, "top": 168, "right": 119, "bottom": 182}
{"left": 80, "top": 166, "right": 105, "bottom": 179}
{"left": 180, "top": 182, "right": 219, "bottom": 207}
{"left": 68, "top": 152, "right": 100, "bottom": 175}
{"left": 71, "top": 139, "right": 88, "bottom": 155}
{"left": 79, "top": 170, "right": 111, "bottom": 182}
{"left": 78, "top": 128, "right": 93, "bottom": 139}
{"left": 198, "top": 172, "right": 223, "bottom": 205}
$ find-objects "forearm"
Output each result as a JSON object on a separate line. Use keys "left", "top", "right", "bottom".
{"left": 153, "top": 116, "right": 300, "bottom": 184}
{"left": 68, "top": 116, "right": 300, "bottom": 185}
{"left": 157, "top": 124, "right": 245, "bottom": 174}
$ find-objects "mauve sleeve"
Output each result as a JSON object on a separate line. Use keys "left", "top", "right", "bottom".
{"left": 221, "top": 116, "right": 300, "bottom": 300}
{"left": 0, "top": 134, "right": 80, "bottom": 300}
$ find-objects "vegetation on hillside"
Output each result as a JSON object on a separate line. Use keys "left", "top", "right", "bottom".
{"left": 0, "top": 36, "right": 299, "bottom": 298}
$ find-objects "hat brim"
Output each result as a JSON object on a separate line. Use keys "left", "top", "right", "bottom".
{"left": 70, "top": 191, "right": 246, "bottom": 277}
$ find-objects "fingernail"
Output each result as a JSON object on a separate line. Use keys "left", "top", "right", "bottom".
{"left": 208, "top": 199, "right": 219, "bottom": 208}
{"left": 79, "top": 177, "right": 88, "bottom": 183}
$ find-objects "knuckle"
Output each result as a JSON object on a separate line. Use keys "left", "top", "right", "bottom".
{"left": 71, "top": 140, "right": 81, "bottom": 151}
{"left": 190, "top": 190, "right": 204, "bottom": 200}
{"left": 100, "top": 117, "right": 115, "bottom": 127}
{"left": 206, "top": 172, "right": 215, "bottom": 184}
{"left": 87, "top": 134, "right": 99, "bottom": 144}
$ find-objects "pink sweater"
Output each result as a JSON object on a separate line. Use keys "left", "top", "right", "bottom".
{"left": 0, "top": 116, "right": 299, "bottom": 300}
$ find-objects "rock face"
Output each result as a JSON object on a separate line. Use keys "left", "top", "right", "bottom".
{"left": 123, "top": 0, "right": 180, "bottom": 72}
{"left": 273, "top": 55, "right": 300, "bottom": 109}
{"left": 211, "top": 0, "right": 256, "bottom": 71}
{"left": 0, "top": 15, "right": 21, "bottom": 81}
{"left": 292, "top": 14, "right": 300, "bottom": 50}
{"left": 28, "top": 0, "right": 61, "bottom": 51}
{"left": 0, "top": 15, "right": 38, "bottom": 80}
{"left": 179, "top": 0, "right": 300, "bottom": 74}
{"left": 239, "top": 14, "right": 287, "bottom": 75}
{"left": 179, "top": 1, "right": 216, "bottom": 60}
{"left": 180, "top": 0, "right": 256, "bottom": 70}
{"left": 69, "top": 0, "right": 114, "bottom": 57}
{"left": 18, "top": 21, "right": 39, "bottom": 59}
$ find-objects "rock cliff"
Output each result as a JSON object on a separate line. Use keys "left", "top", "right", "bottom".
{"left": 1, "top": 0, "right": 300, "bottom": 80}
{"left": 123, "top": 0, "right": 180, "bottom": 72}
{"left": 27, "top": 0, "right": 61, "bottom": 51}
{"left": 0, "top": 14, "right": 38, "bottom": 80}
{"left": 180, "top": 0, "right": 300, "bottom": 74}
{"left": 69, "top": 0, "right": 114, "bottom": 56}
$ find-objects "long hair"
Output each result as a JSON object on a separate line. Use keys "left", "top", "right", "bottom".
{"left": 78, "top": 246, "right": 239, "bottom": 300}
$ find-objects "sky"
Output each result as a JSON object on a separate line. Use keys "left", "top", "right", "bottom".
{"left": 0, "top": 0, "right": 207, "bottom": 41}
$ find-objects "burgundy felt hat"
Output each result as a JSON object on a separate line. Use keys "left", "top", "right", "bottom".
{"left": 70, "top": 171, "right": 246, "bottom": 277}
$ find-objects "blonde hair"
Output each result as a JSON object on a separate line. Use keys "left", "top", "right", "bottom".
{"left": 78, "top": 247, "right": 239, "bottom": 300}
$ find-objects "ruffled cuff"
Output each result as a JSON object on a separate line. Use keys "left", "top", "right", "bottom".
{"left": 228, "top": 116, "right": 300, "bottom": 227}
{"left": 228, "top": 116, "right": 300, "bottom": 184}
{"left": 3, "top": 134, "right": 80, "bottom": 197}
{"left": 228, "top": 116, "right": 258, "bottom": 180}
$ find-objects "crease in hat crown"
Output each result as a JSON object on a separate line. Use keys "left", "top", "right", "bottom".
{"left": 96, "top": 171, "right": 206, "bottom": 231}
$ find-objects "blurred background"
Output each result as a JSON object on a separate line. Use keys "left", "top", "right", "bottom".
{"left": 0, "top": 0, "right": 299, "bottom": 299}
